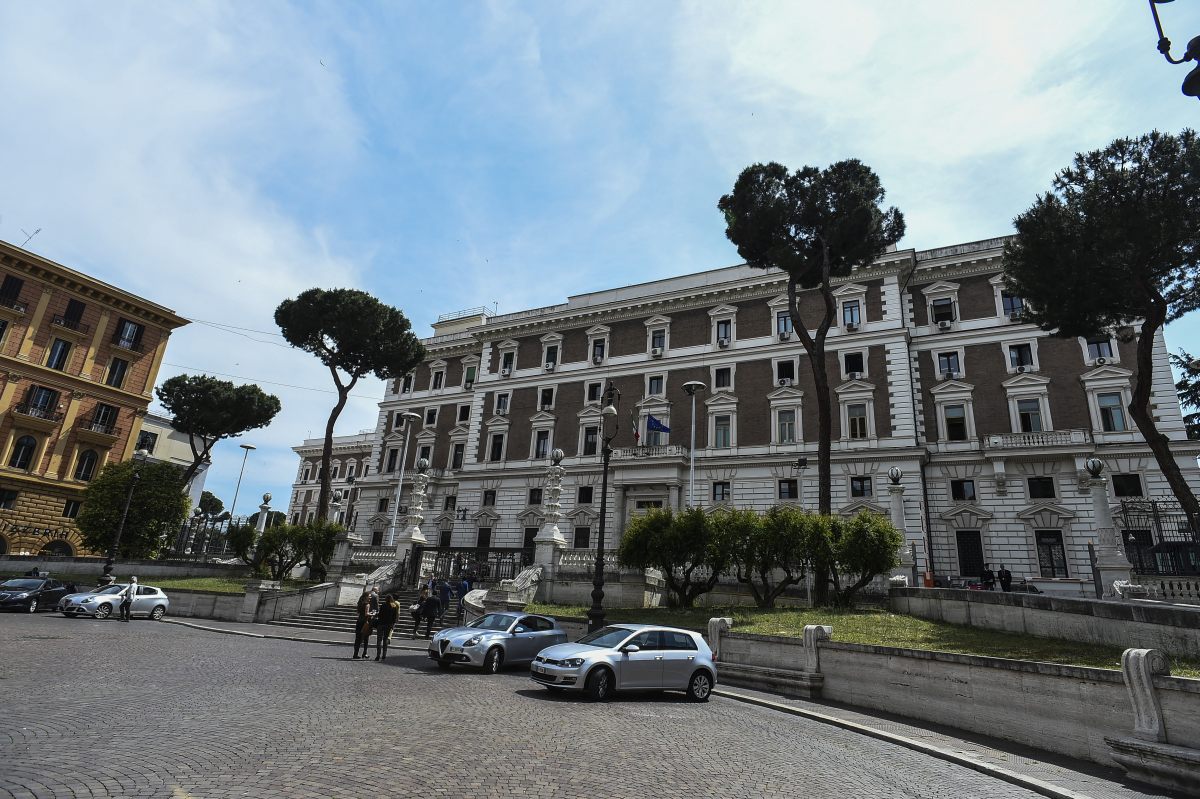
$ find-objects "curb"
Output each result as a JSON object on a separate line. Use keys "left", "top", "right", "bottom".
{"left": 714, "top": 688, "right": 1094, "bottom": 799}
{"left": 162, "top": 619, "right": 429, "bottom": 652}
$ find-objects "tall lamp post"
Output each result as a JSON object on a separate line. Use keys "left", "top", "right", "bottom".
{"left": 588, "top": 381, "right": 621, "bottom": 633}
{"left": 681, "top": 381, "right": 706, "bottom": 507}
{"left": 103, "top": 448, "right": 150, "bottom": 579}
{"left": 1148, "top": 0, "right": 1200, "bottom": 98}
{"left": 387, "top": 411, "right": 422, "bottom": 547}
{"left": 228, "top": 443, "right": 257, "bottom": 519}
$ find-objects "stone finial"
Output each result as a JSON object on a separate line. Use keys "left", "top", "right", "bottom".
{"left": 416, "top": 458, "right": 430, "bottom": 474}
{"left": 551, "top": 448, "right": 564, "bottom": 465}
{"left": 262, "top": 492, "right": 272, "bottom": 504}
{"left": 1121, "top": 648, "right": 1171, "bottom": 743}
{"left": 802, "top": 624, "right": 832, "bottom": 674}
{"left": 1085, "top": 457, "right": 1104, "bottom": 478}
{"left": 707, "top": 617, "right": 733, "bottom": 661}
{"left": 887, "top": 466, "right": 903, "bottom": 485}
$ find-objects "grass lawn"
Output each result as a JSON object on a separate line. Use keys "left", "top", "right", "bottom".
{"left": 2, "top": 572, "right": 317, "bottom": 595}
{"left": 524, "top": 602, "right": 1200, "bottom": 678}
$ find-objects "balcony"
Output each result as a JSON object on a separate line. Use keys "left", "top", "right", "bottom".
{"left": 12, "top": 402, "right": 64, "bottom": 432}
{"left": 51, "top": 315, "right": 90, "bottom": 337}
{"left": 0, "top": 296, "right": 28, "bottom": 315}
{"left": 982, "top": 429, "right": 1092, "bottom": 450}
{"left": 611, "top": 444, "right": 690, "bottom": 461}
{"left": 77, "top": 417, "right": 122, "bottom": 445}
{"left": 110, "top": 336, "right": 145, "bottom": 355}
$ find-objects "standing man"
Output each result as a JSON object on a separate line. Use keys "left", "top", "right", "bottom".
{"left": 374, "top": 594, "right": 399, "bottom": 662}
{"left": 998, "top": 564, "right": 1013, "bottom": 593}
{"left": 979, "top": 563, "right": 996, "bottom": 591}
{"left": 119, "top": 577, "right": 138, "bottom": 622}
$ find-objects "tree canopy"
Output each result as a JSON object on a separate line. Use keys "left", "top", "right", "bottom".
{"left": 713, "top": 506, "right": 810, "bottom": 608}
{"left": 198, "top": 490, "right": 224, "bottom": 518}
{"left": 617, "top": 508, "right": 728, "bottom": 607}
{"left": 77, "top": 460, "right": 191, "bottom": 559}
{"left": 275, "top": 288, "right": 425, "bottom": 522}
{"left": 1173, "top": 351, "right": 1200, "bottom": 440}
{"left": 155, "top": 374, "right": 281, "bottom": 488}
{"left": 1003, "top": 129, "right": 1200, "bottom": 520}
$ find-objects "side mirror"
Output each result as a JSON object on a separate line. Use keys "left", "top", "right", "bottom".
{"left": 620, "top": 644, "right": 641, "bottom": 654}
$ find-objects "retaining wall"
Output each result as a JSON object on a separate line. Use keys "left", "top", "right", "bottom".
{"left": 1, "top": 555, "right": 249, "bottom": 580}
{"left": 165, "top": 589, "right": 244, "bottom": 621}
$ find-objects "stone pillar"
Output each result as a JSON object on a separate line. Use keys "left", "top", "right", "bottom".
{"left": 669, "top": 484, "right": 681, "bottom": 511}
{"left": 614, "top": 485, "right": 628, "bottom": 541}
{"left": 534, "top": 450, "right": 568, "bottom": 569}
{"left": 395, "top": 465, "right": 429, "bottom": 561}
{"left": 237, "top": 579, "right": 280, "bottom": 623}
{"left": 886, "top": 467, "right": 914, "bottom": 581}
{"left": 1085, "top": 458, "right": 1133, "bottom": 598}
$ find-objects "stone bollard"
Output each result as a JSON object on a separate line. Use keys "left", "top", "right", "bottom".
{"left": 238, "top": 579, "right": 280, "bottom": 623}
{"left": 707, "top": 617, "right": 733, "bottom": 661}
{"left": 802, "top": 624, "right": 832, "bottom": 674}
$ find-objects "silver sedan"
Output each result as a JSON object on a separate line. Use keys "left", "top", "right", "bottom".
{"left": 531, "top": 624, "right": 717, "bottom": 702}
{"left": 58, "top": 584, "right": 170, "bottom": 620}
{"left": 428, "top": 611, "right": 567, "bottom": 673}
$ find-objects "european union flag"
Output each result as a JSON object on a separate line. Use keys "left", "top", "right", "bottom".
{"left": 647, "top": 415, "right": 670, "bottom": 434}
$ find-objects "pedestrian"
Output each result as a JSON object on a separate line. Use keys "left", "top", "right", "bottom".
{"left": 409, "top": 588, "right": 430, "bottom": 638}
{"left": 998, "top": 564, "right": 1013, "bottom": 593}
{"left": 119, "top": 577, "right": 137, "bottom": 622}
{"left": 352, "top": 589, "right": 373, "bottom": 660}
{"left": 438, "top": 579, "right": 451, "bottom": 620}
{"left": 374, "top": 593, "right": 399, "bottom": 661}
{"left": 980, "top": 563, "right": 996, "bottom": 591}
{"left": 368, "top": 586, "right": 380, "bottom": 618}
{"left": 65, "top": 582, "right": 77, "bottom": 594}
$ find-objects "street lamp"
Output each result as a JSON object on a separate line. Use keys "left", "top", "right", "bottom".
{"left": 681, "top": 381, "right": 706, "bottom": 507}
{"left": 387, "top": 411, "right": 423, "bottom": 546}
{"left": 228, "top": 443, "right": 257, "bottom": 520}
{"left": 103, "top": 448, "right": 150, "bottom": 578}
{"left": 1148, "top": 0, "right": 1200, "bottom": 98}
{"left": 588, "top": 380, "right": 621, "bottom": 633}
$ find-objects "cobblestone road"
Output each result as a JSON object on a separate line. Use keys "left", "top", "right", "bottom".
{"left": 0, "top": 613, "right": 1050, "bottom": 798}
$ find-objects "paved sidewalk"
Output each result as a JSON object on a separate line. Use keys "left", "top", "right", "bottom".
{"left": 162, "top": 617, "right": 430, "bottom": 651}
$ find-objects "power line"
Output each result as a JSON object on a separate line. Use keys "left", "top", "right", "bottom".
{"left": 184, "top": 317, "right": 289, "bottom": 338}
{"left": 186, "top": 319, "right": 294, "bottom": 350}
{"left": 161, "top": 362, "right": 382, "bottom": 399}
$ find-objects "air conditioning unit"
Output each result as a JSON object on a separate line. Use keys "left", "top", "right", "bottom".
{"left": 464, "top": 381, "right": 473, "bottom": 390}
{"left": 845, "top": 323, "right": 859, "bottom": 332}
{"left": 1016, "top": 365, "right": 1031, "bottom": 374}
{"left": 937, "top": 320, "right": 953, "bottom": 332}
{"left": 496, "top": 408, "right": 508, "bottom": 416}
{"left": 501, "top": 368, "right": 512, "bottom": 377}
{"left": 1095, "top": 357, "right": 1108, "bottom": 366}
{"left": 849, "top": 371, "right": 863, "bottom": 380}
{"left": 940, "top": 370, "right": 958, "bottom": 381}
{"left": 1008, "top": 312, "right": 1022, "bottom": 323}
{"left": 778, "top": 378, "right": 793, "bottom": 387}
{"left": 650, "top": 347, "right": 663, "bottom": 358}
{"left": 779, "top": 331, "right": 792, "bottom": 342}
{"left": 544, "top": 362, "right": 555, "bottom": 372}
{"left": 540, "top": 403, "right": 553, "bottom": 411}
{"left": 717, "top": 337, "right": 730, "bottom": 348}
{"left": 592, "top": 355, "right": 604, "bottom": 365}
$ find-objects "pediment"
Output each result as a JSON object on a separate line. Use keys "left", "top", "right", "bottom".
{"left": 366, "top": 514, "right": 389, "bottom": 527}
{"left": 540, "top": 331, "right": 563, "bottom": 343}
{"left": 586, "top": 324, "right": 610, "bottom": 336}
{"left": 449, "top": 423, "right": 470, "bottom": 437}
{"left": 577, "top": 405, "right": 603, "bottom": 420}
{"left": 635, "top": 394, "right": 671, "bottom": 409}
{"left": 529, "top": 410, "right": 557, "bottom": 423}
{"left": 839, "top": 500, "right": 888, "bottom": 517}
{"left": 834, "top": 379, "right": 875, "bottom": 395}
{"left": 767, "top": 386, "right": 805, "bottom": 401}
{"left": 415, "top": 428, "right": 438, "bottom": 442}
{"left": 767, "top": 294, "right": 791, "bottom": 309}
{"left": 1016, "top": 501, "right": 1075, "bottom": 520}
{"left": 988, "top": 273, "right": 1007, "bottom": 286}
{"left": 832, "top": 282, "right": 869, "bottom": 297}
{"left": 940, "top": 503, "right": 993, "bottom": 521}
{"left": 566, "top": 507, "right": 598, "bottom": 521}
{"left": 643, "top": 314, "right": 672, "bottom": 327}
{"left": 473, "top": 508, "right": 499, "bottom": 523}
{"left": 432, "top": 511, "right": 456, "bottom": 527}
{"left": 428, "top": 358, "right": 447, "bottom": 369}
{"left": 1001, "top": 372, "right": 1051, "bottom": 389}
{"left": 930, "top": 379, "right": 975, "bottom": 396}
{"left": 707, "top": 303, "right": 738, "bottom": 317}
{"left": 497, "top": 339, "right": 519, "bottom": 350}
{"left": 1079, "top": 365, "right": 1133, "bottom": 382}
{"left": 517, "top": 508, "right": 544, "bottom": 525}
{"left": 920, "top": 281, "right": 960, "bottom": 297}
{"left": 704, "top": 391, "right": 739, "bottom": 407}
{"left": 485, "top": 415, "right": 511, "bottom": 427}
{"left": 461, "top": 354, "right": 480, "bottom": 366}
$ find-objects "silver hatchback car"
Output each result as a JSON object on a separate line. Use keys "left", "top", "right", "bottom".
{"left": 531, "top": 624, "right": 717, "bottom": 702}
{"left": 428, "top": 611, "right": 568, "bottom": 673}
{"left": 58, "top": 584, "right": 170, "bottom": 620}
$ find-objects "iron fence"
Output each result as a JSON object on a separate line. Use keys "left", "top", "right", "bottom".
{"left": 1119, "top": 499, "right": 1200, "bottom": 576}
{"left": 413, "top": 546, "right": 533, "bottom": 585}
{"left": 169, "top": 515, "right": 252, "bottom": 560}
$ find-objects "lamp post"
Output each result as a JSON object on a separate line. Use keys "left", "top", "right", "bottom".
{"left": 588, "top": 380, "right": 621, "bottom": 633}
{"left": 1148, "top": 0, "right": 1200, "bottom": 98}
{"left": 228, "top": 443, "right": 257, "bottom": 520}
{"left": 681, "top": 381, "right": 706, "bottom": 507}
{"left": 104, "top": 448, "right": 150, "bottom": 578}
{"left": 387, "top": 411, "right": 422, "bottom": 546}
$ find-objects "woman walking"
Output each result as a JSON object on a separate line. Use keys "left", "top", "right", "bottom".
{"left": 374, "top": 594, "right": 399, "bottom": 661}
{"left": 352, "top": 589, "right": 373, "bottom": 660}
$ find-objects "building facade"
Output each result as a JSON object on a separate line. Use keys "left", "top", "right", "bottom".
{"left": 0, "top": 240, "right": 188, "bottom": 557}
{"left": 137, "top": 412, "right": 209, "bottom": 507}
{"left": 287, "top": 431, "right": 375, "bottom": 529}
{"left": 343, "top": 236, "right": 1200, "bottom": 590}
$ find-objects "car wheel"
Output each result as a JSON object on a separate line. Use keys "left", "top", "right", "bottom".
{"left": 27, "top": 599, "right": 37, "bottom": 613}
{"left": 436, "top": 659, "right": 452, "bottom": 670}
{"left": 150, "top": 605, "right": 166, "bottom": 621}
{"left": 484, "top": 647, "right": 503, "bottom": 674}
{"left": 94, "top": 603, "right": 113, "bottom": 620}
{"left": 584, "top": 667, "right": 614, "bottom": 702}
{"left": 686, "top": 670, "right": 713, "bottom": 703}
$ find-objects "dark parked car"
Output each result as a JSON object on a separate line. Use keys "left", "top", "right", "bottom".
{"left": 0, "top": 578, "right": 70, "bottom": 613}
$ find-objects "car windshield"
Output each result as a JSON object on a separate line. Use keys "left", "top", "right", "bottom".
{"left": 0, "top": 579, "right": 43, "bottom": 590}
{"left": 576, "top": 626, "right": 635, "bottom": 648}
{"left": 468, "top": 614, "right": 515, "bottom": 632}
{"left": 93, "top": 585, "right": 126, "bottom": 595}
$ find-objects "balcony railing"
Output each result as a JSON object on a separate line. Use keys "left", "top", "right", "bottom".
{"left": 13, "top": 403, "right": 63, "bottom": 422}
{"left": 0, "top": 296, "right": 28, "bottom": 314}
{"left": 348, "top": 544, "right": 399, "bottom": 565}
{"left": 982, "top": 429, "right": 1091, "bottom": 449}
{"left": 611, "top": 444, "right": 690, "bottom": 460}
{"left": 51, "top": 315, "right": 90, "bottom": 335}
{"left": 80, "top": 418, "right": 120, "bottom": 437}
{"left": 110, "top": 336, "right": 144, "bottom": 354}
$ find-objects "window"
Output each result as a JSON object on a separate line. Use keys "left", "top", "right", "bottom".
{"left": 451, "top": 443, "right": 465, "bottom": 470}
{"left": 591, "top": 339, "right": 606, "bottom": 362}
{"left": 545, "top": 345, "right": 559, "bottom": 366}
{"left": 92, "top": 403, "right": 118, "bottom": 433}
{"left": 476, "top": 528, "right": 492, "bottom": 548}
{"left": 534, "top": 430, "right": 550, "bottom": 459}
{"left": 62, "top": 499, "right": 81, "bottom": 519}
{"left": 386, "top": 449, "right": 399, "bottom": 472}
{"left": 418, "top": 445, "right": 432, "bottom": 464}
{"left": 850, "top": 476, "right": 872, "bottom": 498}
{"left": 1086, "top": 337, "right": 1114, "bottom": 360}
{"left": 715, "top": 319, "right": 732, "bottom": 342}
{"left": 106, "top": 358, "right": 129, "bottom": 388}
{"left": 662, "top": 630, "right": 699, "bottom": 651}
{"left": 112, "top": 318, "right": 145, "bottom": 351}
{"left": 483, "top": 489, "right": 497, "bottom": 506}
{"left": 843, "top": 352, "right": 865, "bottom": 376}
{"left": 345, "top": 463, "right": 356, "bottom": 479}
{"left": 74, "top": 450, "right": 99, "bottom": 481}
{"left": 136, "top": 431, "right": 158, "bottom": 454}
{"left": 944, "top": 404, "right": 968, "bottom": 441}
{"left": 1035, "top": 530, "right": 1068, "bottom": 578}
{"left": 847, "top": 404, "right": 868, "bottom": 439}
{"left": 0, "top": 275, "right": 24, "bottom": 303}
{"left": 650, "top": 329, "right": 666, "bottom": 350}
{"left": 529, "top": 488, "right": 543, "bottom": 505}
{"left": 401, "top": 374, "right": 413, "bottom": 393}
{"left": 777, "top": 409, "right": 796, "bottom": 444}
{"left": 523, "top": 528, "right": 538, "bottom": 550}
{"left": 937, "top": 352, "right": 960, "bottom": 377}
{"left": 578, "top": 485, "right": 594, "bottom": 504}
{"left": 496, "top": 393, "right": 510, "bottom": 414}
{"left": 444, "top": 495, "right": 457, "bottom": 511}
{"left": 9, "top": 436, "right": 36, "bottom": 470}
{"left": 712, "top": 481, "right": 731, "bottom": 502}
{"left": 540, "top": 387, "right": 555, "bottom": 409}
{"left": 950, "top": 479, "right": 976, "bottom": 502}
{"left": 458, "top": 405, "right": 470, "bottom": 423}
{"left": 302, "top": 465, "right": 311, "bottom": 482}
{"left": 464, "top": 365, "right": 477, "bottom": 387}
{"left": 715, "top": 367, "right": 732, "bottom": 390}
{"left": 0, "top": 489, "right": 17, "bottom": 509}
{"left": 842, "top": 300, "right": 861, "bottom": 327}
{"left": 431, "top": 371, "right": 444, "bottom": 390}
{"left": 501, "top": 351, "right": 515, "bottom": 372}
{"left": 1009, "top": 343, "right": 1034, "bottom": 369}
{"left": 1097, "top": 393, "right": 1127, "bottom": 432}
{"left": 777, "top": 312, "right": 792, "bottom": 334}
{"left": 26, "top": 385, "right": 57, "bottom": 415}
{"left": 778, "top": 479, "right": 798, "bottom": 500}
{"left": 489, "top": 433, "right": 505, "bottom": 462}
{"left": 713, "top": 415, "right": 732, "bottom": 448}
{"left": 377, "top": 498, "right": 389, "bottom": 513}
{"left": 1112, "top": 474, "right": 1143, "bottom": 498}
{"left": 582, "top": 426, "right": 599, "bottom": 456}
{"left": 46, "top": 339, "right": 71, "bottom": 370}
{"left": 648, "top": 375, "right": 664, "bottom": 396}
{"left": 931, "top": 298, "right": 955, "bottom": 323}
{"left": 1002, "top": 292, "right": 1024, "bottom": 317}
{"left": 1027, "top": 477, "right": 1056, "bottom": 499}
{"left": 573, "top": 527, "right": 591, "bottom": 548}
{"left": 586, "top": 382, "right": 602, "bottom": 403}
{"left": 955, "top": 531, "right": 984, "bottom": 579}
{"left": 424, "top": 408, "right": 438, "bottom": 426}
{"left": 776, "top": 360, "right": 795, "bottom": 382}
{"left": 1017, "top": 399, "right": 1043, "bottom": 432}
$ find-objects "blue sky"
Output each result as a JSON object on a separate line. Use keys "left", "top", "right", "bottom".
{"left": 0, "top": 1, "right": 1197, "bottom": 514}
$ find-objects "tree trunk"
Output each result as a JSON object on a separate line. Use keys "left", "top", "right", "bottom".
{"left": 1130, "top": 312, "right": 1200, "bottom": 526}
{"left": 316, "top": 369, "right": 357, "bottom": 523}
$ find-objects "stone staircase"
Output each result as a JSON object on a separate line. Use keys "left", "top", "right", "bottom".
{"left": 270, "top": 589, "right": 466, "bottom": 637}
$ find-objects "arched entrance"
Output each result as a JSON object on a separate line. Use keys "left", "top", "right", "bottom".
{"left": 39, "top": 540, "right": 73, "bottom": 557}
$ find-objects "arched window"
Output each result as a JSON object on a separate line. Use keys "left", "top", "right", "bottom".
{"left": 74, "top": 449, "right": 99, "bottom": 481}
{"left": 0, "top": 536, "right": 8, "bottom": 555}
{"left": 39, "top": 540, "right": 73, "bottom": 557}
{"left": 9, "top": 436, "right": 37, "bottom": 470}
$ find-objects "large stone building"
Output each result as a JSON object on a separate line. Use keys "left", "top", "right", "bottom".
{"left": 342, "top": 236, "right": 1200, "bottom": 591}
{"left": 287, "top": 431, "right": 375, "bottom": 528}
{"left": 0, "top": 240, "right": 188, "bottom": 557}
{"left": 137, "top": 412, "right": 209, "bottom": 507}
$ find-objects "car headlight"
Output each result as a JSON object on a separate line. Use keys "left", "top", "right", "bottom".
{"left": 464, "top": 636, "right": 482, "bottom": 647}
{"left": 562, "top": 658, "right": 585, "bottom": 668}
{"left": 13, "top": 593, "right": 29, "bottom": 599}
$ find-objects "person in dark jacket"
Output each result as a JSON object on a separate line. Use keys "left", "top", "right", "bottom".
{"left": 980, "top": 563, "right": 996, "bottom": 591}
{"left": 409, "top": 588, "right": 430, "bottom": 638}
{"left": 352, "top": 590, "right": 373, "bottom": 660}
{"left": 438, "top": 579, "right": 452, "bottom": 620}
{"left": 998, "top": 564, "right": 1013, "bottom": 592}
{"left": 411, "top": 589, "right": 440, "bottom": 638}
{"left": 374, "top": 594, "right": 400, "bottom": 661}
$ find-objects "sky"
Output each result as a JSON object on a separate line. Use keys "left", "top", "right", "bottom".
{"left": 0, "top": 1, "right": 1197, "bottom": 515}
